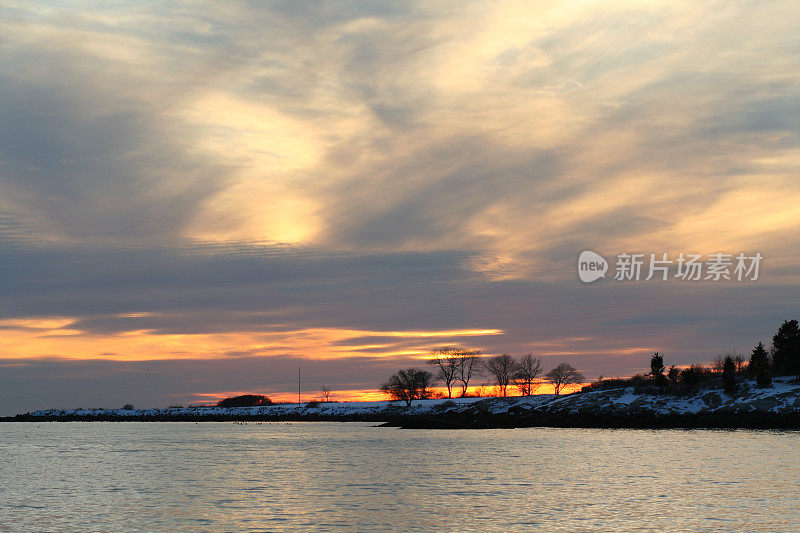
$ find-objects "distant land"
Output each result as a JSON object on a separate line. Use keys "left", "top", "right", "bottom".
{"left": 5, "top": 377, "right": 800, "bottom": 429}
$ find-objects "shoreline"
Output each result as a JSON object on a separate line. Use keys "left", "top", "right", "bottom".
{"left": 5, "top": 412, "right": 800, "bottom": 430}
{"left": 5, "top": 377, "right": 800, "bottom": 429}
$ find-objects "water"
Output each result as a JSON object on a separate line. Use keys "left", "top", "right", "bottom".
{"left": 1, "top": 423, "right": 798, "bottom": 532}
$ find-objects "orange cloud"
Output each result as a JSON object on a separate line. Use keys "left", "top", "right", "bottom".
{"left": 0, "top": 316, "right": 504, "bottom": 362}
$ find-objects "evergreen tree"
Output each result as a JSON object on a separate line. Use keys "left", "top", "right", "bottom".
{"left": 667, "top": 365, "right": 679, "bottom": 384}
{"left": 650, "top": 353, "right": 666, "bottom": 388}
{"left": 772, "top": 319, "right": 800, "bottom": 376}
{"left": 722, "top": 356, "right": 737, "bottom": 394}
{"left": 750, "top": 342, "right": 771, "bottom": 387}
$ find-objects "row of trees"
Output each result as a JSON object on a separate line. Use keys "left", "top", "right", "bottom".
{"left": 381, "top": 318, "right": 800, "bottom": 405}
{"left": 380, "top": 347, "right": 585, "bottom": 406}
{"left": 481, "top": 354, "right": 585, "bottom": 396}
{"left": 425, "top": 347, "right": 482, "bottom": 398}
{"left": 700, "top": 319, "right": 798, "bottom": 391}
{"left": 647, "top": 344, "right": 770, "bottom": 395}
{"left": 587, "top": 319, "right": 800, "bottom": 396}
{"left": 427, "top": 347, "right": 585, "bottom": 398}
{"left": 641, "top": 352, "right": 739, "bottom": 394}
{"left": 717, "top": 320, "right": 800, "bottom": 392}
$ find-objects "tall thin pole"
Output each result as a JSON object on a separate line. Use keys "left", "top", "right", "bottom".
{"left": 298, "top": 365, "right": 301, "bottom": 405}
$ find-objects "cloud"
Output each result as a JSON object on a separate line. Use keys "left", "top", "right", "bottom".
{"left": 2, "top": 1, "right": 799, "bottom": 264}
{"left": 0, "top": 1, "right": 799, "bottom": 413}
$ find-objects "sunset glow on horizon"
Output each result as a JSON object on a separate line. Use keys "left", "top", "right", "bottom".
{"left": 192, "top": 384, "right": 586, "bottom": 406}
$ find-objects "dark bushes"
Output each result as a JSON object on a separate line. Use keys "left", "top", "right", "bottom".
{"left": 679, "top": 364, "right": 709, "bottom": 391}
{"left": 582, "top": 374, "right": 651, "bottom": 392}
{"left": 582, "top": 364, "right": 718, "bottom": 396}
{"left": 217, "top": 394, "right": 273, "bottom": 407}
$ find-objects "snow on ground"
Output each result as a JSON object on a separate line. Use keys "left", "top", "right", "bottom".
{"left": 27, "top": 396, "right": 487, "bottom": 419}
{"left": 24, "top": 378, "right": 800, "bottom": 419}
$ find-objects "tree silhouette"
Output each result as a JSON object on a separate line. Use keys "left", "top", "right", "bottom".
{"left": 379, "top": 368, "right": 435, "bottom": 407}
{"left": 772, "top": 319, "right": 800, "bottom": 376}
{"left": 679, "top": 364, "right": 705, "bottom": 391}
{"left": 455, "top": 349, "right": 482, "bottom": 397}
{"left": 320, "top": 385, "right": 334, "bottom": 402}
{"left": 427, "top": 347, "right": 462, "bottom": 398}
{"left": 733, "top": 353, "right": 747, "bottom": 373}
{"left": 485, "top": 354, "right": 516, "bottom": 397}
{"left": 723, "top": 356, "right": 737, "bottom": 394}
{"left": 513, "top": 353, "right": 543, "bottom": 396}
{"left": 667, "top": 365, "right": 679, "bottom": 385}
{"left": 546, "top": 363, "right": 585, "bottom": 395}
{"left": 749, "top": 342, "right": 771, "bottom": 387}
{"left": 650, "top": 353, "right": 666, "bottom": 388}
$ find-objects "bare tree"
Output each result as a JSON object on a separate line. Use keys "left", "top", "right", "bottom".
{"left": 719, "top": 351, "right": 747, "bottom": 373}
{"left": 427, "top": 347, "right": 462, "bottom": 398}
{"left": 733, "top": 353, "right": 747, "bottom": 373}
{"left": 379, "top": 368, "right": 435, "bottom": 407}
{"left": 320, "top": 385, "right": 334, "bottom": 402}
{"left": 546, "top": 363, "right": 585, "bottom": 395}
{"left": 485, "top": 354, "right": 516, "bottom": 397}
{"left": 712, "top": 354, "right": 726, "bottom": 374}
{"left": 513, "top": 353, "right": 543, "bottom": 396}
{"left": 453, "top": 348, "right": 482, "bottom": 397}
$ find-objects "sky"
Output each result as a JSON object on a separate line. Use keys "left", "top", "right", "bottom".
{"left": 1, "top": 1, "right": 799, "bottom": 416}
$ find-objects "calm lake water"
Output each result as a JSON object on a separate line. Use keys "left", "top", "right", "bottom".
{"left": 1, "top": 422, "right": 798, "bottom": 532}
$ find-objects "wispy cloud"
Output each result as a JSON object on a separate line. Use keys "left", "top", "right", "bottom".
{"left": 0, "top": 1, "right": 798, "bottom": 414}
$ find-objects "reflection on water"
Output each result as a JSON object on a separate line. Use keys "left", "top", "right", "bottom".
{"left": 1, "top": 422, "right": 799, "bottom": 532}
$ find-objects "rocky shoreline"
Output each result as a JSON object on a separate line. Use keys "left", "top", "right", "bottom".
{"left": 379, "top": 410, "right": 800, "bottom": 430}
{"left": 6, "top": 377, "right": 800, "bottom": 429}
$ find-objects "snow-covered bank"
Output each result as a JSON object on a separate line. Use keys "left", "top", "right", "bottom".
{"left": 478, "top": 376, "right": 800, "bottom": 417}
{"left": 396, "top": 377, "right": 800, "bottom": 428}
{"left": 15, "top": 396, "right": 486, "bottom": 421}
{"left": 8, "top": 378, "right": 800, "bottom": 427}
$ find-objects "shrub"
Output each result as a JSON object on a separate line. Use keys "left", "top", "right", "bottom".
{"left": 679, "top": 364, "right": 708, "bottom": 391}
{"left": 581, "top": 374, "right": 650, "bottom": 392}
{"left": 217, "top": 394, "right": 273, "bottom": 408}
{"left": 122, "top": 404, "right": 134, "bottom": 410}
{"left": 304, "top": 401, "right": 320, "bottom": 408}
{"left": 667, "top": 365, "right": 680, "bottom": 384}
